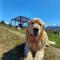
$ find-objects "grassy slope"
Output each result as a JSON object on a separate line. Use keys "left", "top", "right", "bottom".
{"left": 0, "top": 25, "right": 25, "bottom": 59}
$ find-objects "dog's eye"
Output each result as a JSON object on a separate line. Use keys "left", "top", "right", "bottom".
{"left": 39, "top": 24, "right": 42, "bottom": 26}
{"left": 31, "top": 23, "right": 34, "bottom": 25}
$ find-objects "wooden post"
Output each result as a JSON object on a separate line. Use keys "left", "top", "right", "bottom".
{"left": 9, "top": 19, "right": 12, "bottom": 27}
{"left": 14, "top": 20, "right": 16, "bottom": 27}
{"left": 11, "top": 19, "right": 12, "bottom": 26}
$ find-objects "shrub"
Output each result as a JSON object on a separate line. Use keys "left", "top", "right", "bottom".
{"left": 53, "top": 31, "right": 59, "bottom": 34}
{"left": 0, "top": 21, "right": 5, "bottom": 24}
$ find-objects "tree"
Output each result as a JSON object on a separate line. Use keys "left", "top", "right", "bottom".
{"left": 0, "top": 21, "right": 5, "bottom": 24}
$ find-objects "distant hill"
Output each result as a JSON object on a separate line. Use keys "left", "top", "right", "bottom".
{"left": 46, "top": 26, "right": 60, "bottom": 31}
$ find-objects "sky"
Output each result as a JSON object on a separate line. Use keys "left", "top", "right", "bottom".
{"left": 0, "top": 0, "right": 60, "bottom": 26}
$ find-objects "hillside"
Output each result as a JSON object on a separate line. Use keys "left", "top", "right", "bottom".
{"left": 46, "top": 26, "right": 60, "bottom": 30}
{"left": 0, "top": 25, "right": 60, "bottom": 60}
{"left": 0, "top": 25, "right": 25, "bottom": 59}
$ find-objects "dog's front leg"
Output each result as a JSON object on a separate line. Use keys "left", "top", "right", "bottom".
{"left": 34, "top": 49, "right": 44, "bottom": 60}
{"left": 24, "top": 51, "right": 33, "bottom": 60}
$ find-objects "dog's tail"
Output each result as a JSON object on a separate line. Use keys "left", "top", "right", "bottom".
{"left": 46, "top": 41, "right": 56, "bottom": 47}
{"left": 48, "top": 41, "right": 56, "bottom": 45}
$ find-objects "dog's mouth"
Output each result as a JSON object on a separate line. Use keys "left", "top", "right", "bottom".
{"left": 32, "top": 35, "right": 37, "bottom": 41}
{"left": 31, "top": 34, "right": 39, "bottom": 42}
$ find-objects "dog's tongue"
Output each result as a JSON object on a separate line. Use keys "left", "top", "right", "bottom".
{"left": 32, "top": 35, "right": 37, "bottom": 41}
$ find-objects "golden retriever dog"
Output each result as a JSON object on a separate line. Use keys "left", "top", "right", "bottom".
{"left": 24, "top": 18, "right": 56, "bottom": 60}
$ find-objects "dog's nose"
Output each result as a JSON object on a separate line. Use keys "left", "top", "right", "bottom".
{"left": 33, "top": 28, "right": 39, "bottom": 36}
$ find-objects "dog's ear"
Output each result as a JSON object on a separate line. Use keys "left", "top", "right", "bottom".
{"left": 40, "top": 19, "right": 45, "bottom": 29}
{"left": 40, "top": 20, "right": 45, "bottom": 29}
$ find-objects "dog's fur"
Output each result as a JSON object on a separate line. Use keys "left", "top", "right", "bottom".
{"left": 24, "top": 18, "right": 56, "bottom": 60}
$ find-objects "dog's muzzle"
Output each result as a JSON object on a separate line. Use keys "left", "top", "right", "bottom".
{"left": 33, "top": 28, "right": 39, "bottom": 36}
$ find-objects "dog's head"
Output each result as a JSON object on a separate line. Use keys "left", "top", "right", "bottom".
{"left": 26, "top": 18, "right": 45, "bottom": 53}
{"left": 28, "top": 18, "right": 45, "bottom": 36}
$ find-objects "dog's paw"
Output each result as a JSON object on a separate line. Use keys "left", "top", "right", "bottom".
{"left": 25, "top": 52, "right": 33, "bottom": 60}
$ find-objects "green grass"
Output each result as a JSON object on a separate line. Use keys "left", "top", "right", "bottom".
{"left": 47, "top": 31, "right": 60, "bottom": 48}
